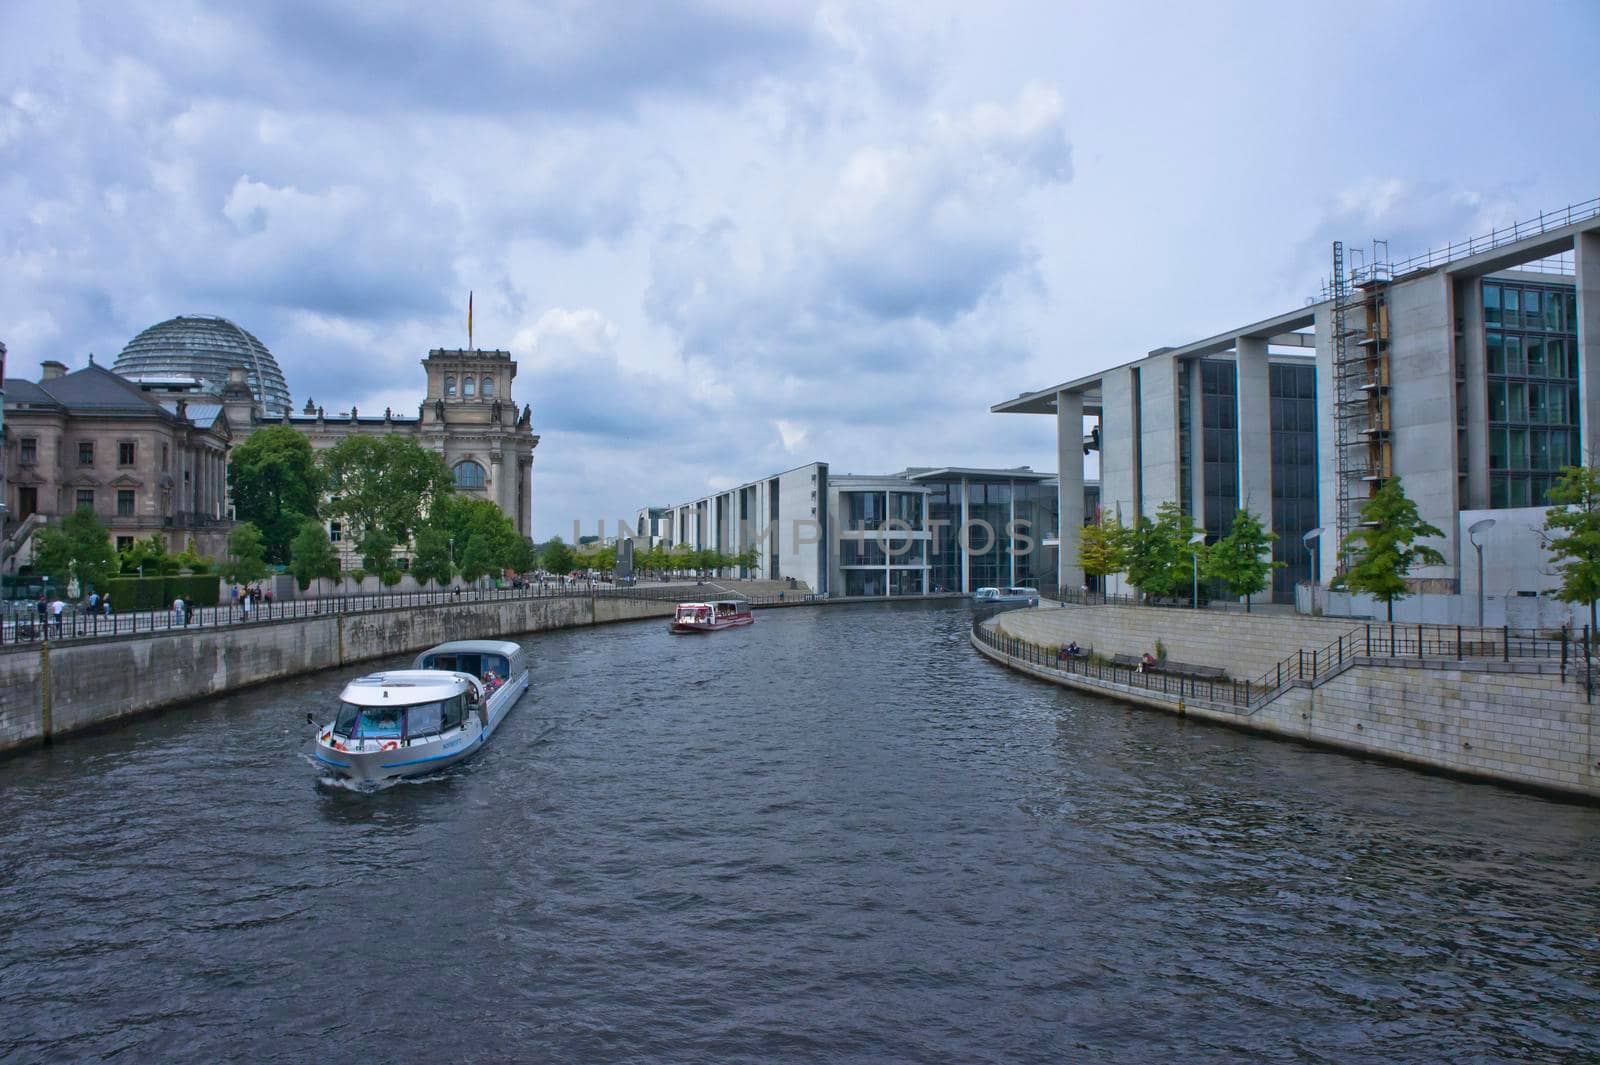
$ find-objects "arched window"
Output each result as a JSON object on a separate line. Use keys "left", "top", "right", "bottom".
{"left": 453, "top": 460, "right": 487, "bottom": 489}
{"left": 444, "top": 375, "right": 456, "bottom": 397}
{"left": 463, "top": 376, "right": 475, "bottom": 397}
{"left": 480, "top": 376, "right": 494, "bottom": 398}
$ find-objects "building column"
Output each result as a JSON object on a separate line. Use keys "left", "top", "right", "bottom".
{"left": 1235, "top": 336, "right": 1271, "bottom": 521}
{"left": 1056, "top": 389, "right": 1085, "bottom": 595}
{"left": 1578, "top": 230, "right": 1600, "bottom": 464}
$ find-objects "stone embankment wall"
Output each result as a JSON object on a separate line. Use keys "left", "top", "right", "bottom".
{"left": 980, "top": 606, "right": 1599, "bottom": 800}
{"left": 997, "top": 603, "right": 1362, "bottom": 679}
{"left": 0, "top": 595, "right": 672, "bottom": 754}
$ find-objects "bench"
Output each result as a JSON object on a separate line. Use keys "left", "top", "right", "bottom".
{"left": 1110, "top": 654, "right": 1227, "bottom": 680}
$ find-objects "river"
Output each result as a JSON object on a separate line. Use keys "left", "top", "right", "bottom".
{"left": 2, "top": 601, "right": 1596, "bottom": 1062}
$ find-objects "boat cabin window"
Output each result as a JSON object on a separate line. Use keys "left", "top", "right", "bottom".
{"left": 440, "top": 693, "right": 465, "bottom": 731}
{"left": 332, "top": 703, "right": 405, "bottom": 739}
{"left": 406, "top": 700, "right": 444, "bottom": 738}
{"left": 422, "top": 651, "right": 511, "bottom": 685}
{"left": 677, "top": 605, "right": 708, "bottom": 620}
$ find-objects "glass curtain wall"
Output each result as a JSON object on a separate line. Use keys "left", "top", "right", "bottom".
{"left": 1483, "top": 281, "right": 1580, "bottom": 507}
{"left": 1201, "top": 358, "right": 1238, "bottom": 542}
{"left": 1270, "top": 362, "right": 1318, "bottom": 603}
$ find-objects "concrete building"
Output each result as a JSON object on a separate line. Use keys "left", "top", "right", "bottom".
{"left": 3, "top": 359, "right": 237, "bottom": 562}
{"left": 994, "top": 198, "right": 1600, "bottom": 618}
{"left": 637, "top": 463, "right": 1096, "bottom": 596}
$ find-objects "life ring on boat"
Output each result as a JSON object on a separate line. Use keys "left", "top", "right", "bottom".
{"left": 380, "top": 740, "right": 399, "bottom": 752}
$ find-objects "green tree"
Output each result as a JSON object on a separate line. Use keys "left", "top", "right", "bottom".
{"left": 734, "top": 545, "right": 761, "bottom": 576}
{"left": 1333, "top": 476, "right": 1445, "bottom": 622}
{"left": 1203, "top": 508, "right": 1281, "bottom": 612}
{"left": 224, "top": 522, "right": 271, "bottom": 585}
{"left": 460, "top": 538, "right": 494, "bottom": 583}
{"left": 358, "top": 529, "right": 399, "bottom": 585}
{"left": 1077, "top": 508, "right": 1132, "bottom": 597}
{"left": 119, "top": 534, "right": 180, "bottom": 576}
{"left": 321, "top": 434, "right": 453, "bottom": 545}
{"left": 288, "top": 519, "right": 340, "bottom": 593}
{"left": 176, "top": 537, "right": 214, "bottom": 575}
{"left": 411, "top": 526, "right": 454, "bottom": 590}
{"left": 228, "top": 426, "right": 323, "bottom": 564}
{"left": 33, "top": 509, "right": 119, "bottom": 595}
{"left": 1125, "top": 501, "right": 1204, "bottom": 601}
{"left": 541, "top": 537, "right": 577, "bottom": 576}
{"left": 1543, "top": 464, "right": 1600, "bottom": 636}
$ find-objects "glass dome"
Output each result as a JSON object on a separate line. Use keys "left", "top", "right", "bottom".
{"left": 112, "top": 314, "right": 292, "bottom": 416}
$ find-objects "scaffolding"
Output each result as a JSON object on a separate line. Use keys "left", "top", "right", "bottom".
{"left": 1331, "top": 240, "right": 1392, "bottom": 562}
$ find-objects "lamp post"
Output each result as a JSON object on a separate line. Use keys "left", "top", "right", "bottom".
{"left": 1468, "top": 518, "right": 1496, "bottom": 627}
{"left": 1302, "top": 527, "right": 1325, "bottom": 612}
{"left": 1190, "top": 531, "right": 1206, "bottom": 609}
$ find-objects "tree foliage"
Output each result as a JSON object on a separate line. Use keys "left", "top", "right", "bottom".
{"left": 321, "top": 434, "right": 452, "bottom": 545}
{"left": 411, "top": 526, "right": 454, "bottom": 589}
{"left": 224, "top": 522, "right": 271, "bottom": 585}
{"left": 1077, "top": 508, "right": 1132, "bottom": 591}
{"left": 1125, "top": 501, "right": 1206, "bottom": 601}
{"left": 1203, "top": 508, "right": 1281, "bottom": 611}
{"left": 118, "top": 534, "right": 180, "bottom": 576}
{"left": 1543, "top": 464, "right": 1600, "bottom": 635}
{"left": 429, "top": 494, "right": 523, "bottom": 582}
{"left": 288, "top": 519, "right": 340, "bottom": 592}
{"left": 33, "top": 509, "right": 119, "bottom": 594}
{"left": 228, "top": 426, "right": 323, "bottom": 564}
{"left": 358, "top": 528, "right": 399, "bottom": 585}
{"left": 540, "top": 538, "right": 577, "bottom": 576}
{"left": 1333, "top": 476, "right": 1444, "bottom": 622}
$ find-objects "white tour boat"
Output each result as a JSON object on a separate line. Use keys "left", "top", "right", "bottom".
{"left": 973, "top": 586, "right": 1041, "bottom": 606}
{"left": 306, "top": 639, "right": 529, "bottom": 782}
{"left": 669, "top": 599, "right": 754, "bottom": 634}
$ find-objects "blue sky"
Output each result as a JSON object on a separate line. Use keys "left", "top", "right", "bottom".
{"left": 3, "top": 1, "right": 1598, "bottom": 537}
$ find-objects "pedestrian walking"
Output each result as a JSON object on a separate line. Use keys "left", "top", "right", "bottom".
{"left": 103, "top": 594, "right": 112, "bottom": 617}
{"left": 242, "top": 592, "right": 252, "bottom": 621}
{"left": 88, "top": 591, "right": 99, "bottom": 613}
{"left": 51, "top": 597, "right": 65, "bottom": 637}
{"left": 173, "top": 595, "right": 185, "bottom": 627}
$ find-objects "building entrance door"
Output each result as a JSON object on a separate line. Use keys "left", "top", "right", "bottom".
{"left": 17, "top": 486, "right": 37, "bottom": 521}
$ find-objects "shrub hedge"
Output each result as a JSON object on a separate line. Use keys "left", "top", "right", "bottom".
{"left": 103, "top": 575, "right": 221, "bottom": 611}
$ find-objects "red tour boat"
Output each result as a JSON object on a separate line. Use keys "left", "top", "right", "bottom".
{"left": 669, "top": 599, "right": 754, "bottom": 634}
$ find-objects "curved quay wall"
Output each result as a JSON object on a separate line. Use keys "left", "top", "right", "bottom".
{"left": 0, "top": 595, "right": 673, "bottom": 754}
{"left": 972, "top": 609, "right": 1600, "bottom": 802}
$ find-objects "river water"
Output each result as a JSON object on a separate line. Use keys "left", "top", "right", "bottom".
{"left": 2, "top": 602, "right": 1597, "bottom": 1063}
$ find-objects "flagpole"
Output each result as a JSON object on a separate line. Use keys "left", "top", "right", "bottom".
{"left": 468, "top": 290, "right": 474, "bottom": 351}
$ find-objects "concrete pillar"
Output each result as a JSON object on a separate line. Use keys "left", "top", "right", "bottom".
{"left": 1098, "top": 369, "right": 1136, "bottom": 527}
{"left": 1056, "top": 389, "right": 1085, "bottom": 595}
{"left": 1577, "top": 231, "right": 1600, "bottom": 464}
{"left": 1235, "top": 336, "right": 1271, "bottom": 519}
{"left": 1138, "top": 354, "right": 1180, "bottom": 518}
{"left": 1312, "top": 302, "right": 1340, "bottom": 584}
{"left": 959, "top": 477, "right": 971, "bottom": 593}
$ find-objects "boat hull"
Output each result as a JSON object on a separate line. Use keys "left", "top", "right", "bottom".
{"left": 310, "top": 670, "right": 529, "bottom": 783}
{"left": 669, "top": 615, "right": 755, "bottom": 634}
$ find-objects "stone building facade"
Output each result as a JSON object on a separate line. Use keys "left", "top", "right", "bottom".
{"left": 3, "top": 360, "right": 235, "bottom": 564}
{"left": 237, "top": 349, "right": 538, "bottom": 557}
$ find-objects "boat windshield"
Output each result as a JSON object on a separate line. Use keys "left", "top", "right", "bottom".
{"left": 677, "top": 606, "right": 708, "bottom": 620}
{"left": 332, "top": 695, "right": 467, "bottom": 740}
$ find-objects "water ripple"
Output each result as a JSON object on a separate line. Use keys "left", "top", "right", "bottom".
{"left": 1, "top": 601, "right": 1596, "bottom": 1063}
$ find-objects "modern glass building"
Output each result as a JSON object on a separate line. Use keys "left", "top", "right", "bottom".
{"left": 992, "top": 199, "right": 1600, "bottom": 618}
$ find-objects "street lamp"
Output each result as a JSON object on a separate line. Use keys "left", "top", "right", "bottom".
{"left": 1302, "top": 527, "right": 1325, "bottom": 588}
{"left": 1468, "top": 518, "right": 1496, "bottom": 627}
{"left": 1190, "top": 531, "right": 1206, "bottom": 609}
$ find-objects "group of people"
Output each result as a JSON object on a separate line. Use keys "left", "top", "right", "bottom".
{"left": 228, "top": 584, "right": 273, "bottom": 620}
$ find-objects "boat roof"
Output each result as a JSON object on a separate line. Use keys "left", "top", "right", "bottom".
{"left": 340, "top": 670, "right": 474, "bottom": 707}
{"left": 418, "top": 640, "right": 522, "bottom": 657}
{"left": 676, "top": 600, "right": 747, "bottom": 608}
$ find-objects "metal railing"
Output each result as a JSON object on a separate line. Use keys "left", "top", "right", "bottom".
{"left": 1317, "top": 197, "right": 1600, "bottom": 299}
{"left": 972, "top": 616, "right": 1595, "bottom": 713}
{"left": 0, "top": 581, "right": 822, "bottom": 650}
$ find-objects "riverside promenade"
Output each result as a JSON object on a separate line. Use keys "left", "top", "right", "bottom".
{"left": 974, "top": 601, "right": 1600, "bottom": 801}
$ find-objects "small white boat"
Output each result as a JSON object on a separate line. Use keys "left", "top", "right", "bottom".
{"left": 973, "top": 586, "right": 1041, "bottom": 606}
{"left": 306, "top": 639, "right": 529, "bottom": 783}
{"left": 669, "top": 599, "right": 754, "bottom": 634}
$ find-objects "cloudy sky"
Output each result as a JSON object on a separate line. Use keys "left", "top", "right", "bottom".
{"left": 4, "top": 1, "right": 1598, "bottom": 537}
